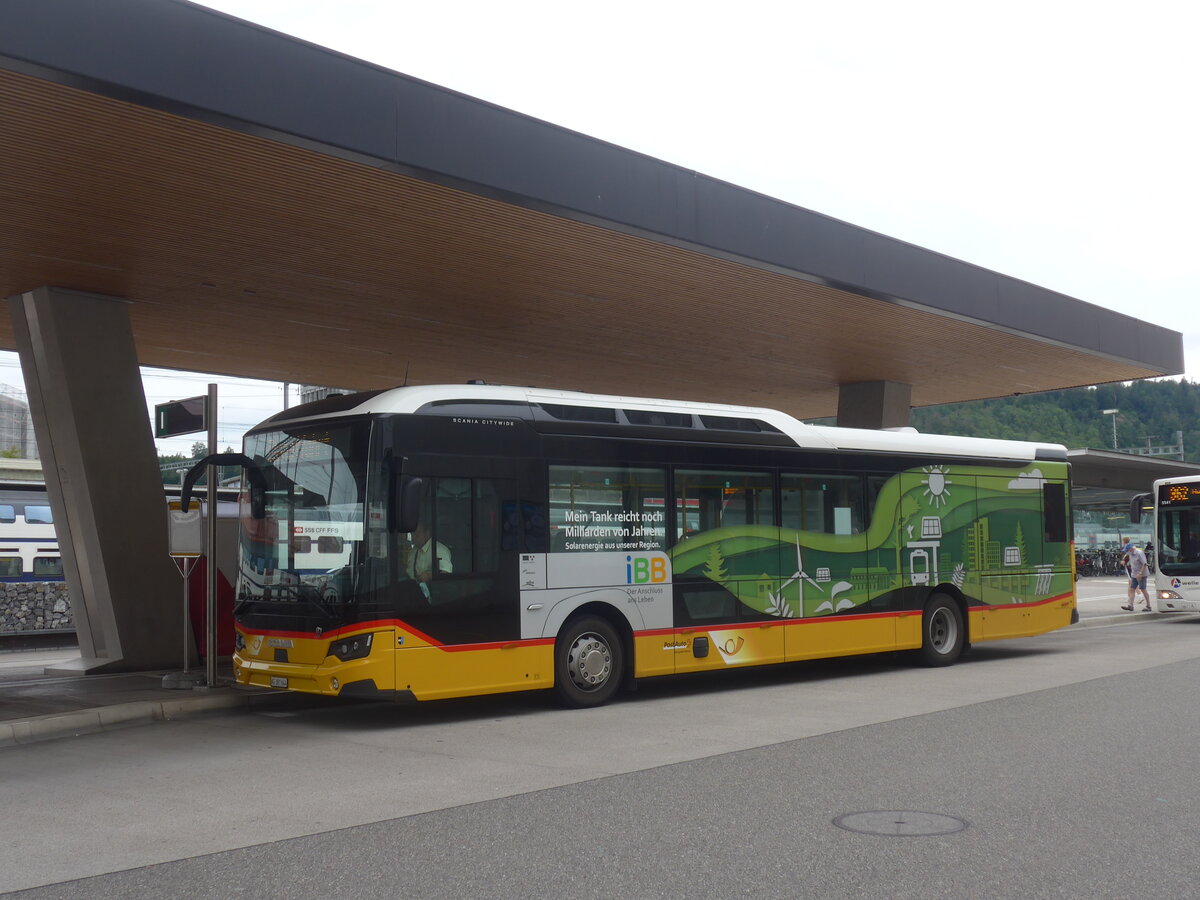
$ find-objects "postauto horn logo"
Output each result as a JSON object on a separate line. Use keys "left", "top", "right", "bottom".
{"left": 626, "top": 554, "right": 668, "bottom": 584}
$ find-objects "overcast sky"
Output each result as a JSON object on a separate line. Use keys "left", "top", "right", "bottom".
{"left": 5, "top": 0, "right": 1197, "bottom": 452}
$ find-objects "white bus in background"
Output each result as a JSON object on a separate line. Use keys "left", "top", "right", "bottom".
{"left": 1131, "top": 476, "right": 1200, "bottom": 612}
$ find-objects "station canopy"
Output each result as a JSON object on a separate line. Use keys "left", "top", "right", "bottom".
{"left": 0, "top": 1, "right": 1184, "bottom": 419}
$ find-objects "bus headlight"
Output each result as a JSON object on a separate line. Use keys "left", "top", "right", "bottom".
{"left": 1158, "top": 589, "right": 1182, "bottom": 600}
{"left": 328, "top": 632, "right": 374, "bottom": 661}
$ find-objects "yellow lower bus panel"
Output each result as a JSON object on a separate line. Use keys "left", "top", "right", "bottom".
{"left": 234, "top": 625, "right": 555, "bottom": 701}
{"left": 392, "top": 643, "right": 553, "bottom": 701}
{"left": 234, "top": 592, "right": 1076, "bottom": 703}
{"left": 969, "top": 592, "right": 1076, "bottom": 642}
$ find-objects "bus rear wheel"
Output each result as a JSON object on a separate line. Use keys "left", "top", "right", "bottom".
{"left": 554, "top": 615, "right": 623, "bottom": 708}
{"left": 919, "top": 594, "right": 964, "bottom": 666}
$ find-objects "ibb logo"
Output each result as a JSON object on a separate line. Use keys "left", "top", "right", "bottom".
{"left": 626, "top": 555, "right": 667, "bottom": 584}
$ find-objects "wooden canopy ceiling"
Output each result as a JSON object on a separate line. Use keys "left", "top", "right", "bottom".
{"left": 0, "top": 24, "right": 1182, "bottom": 419}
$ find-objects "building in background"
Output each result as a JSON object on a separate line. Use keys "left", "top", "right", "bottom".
{"left": 0, "top": 387, "right": 36, "bottom": 459}
{"left": 298, "top": 384, "right": 355, "bottom": 405}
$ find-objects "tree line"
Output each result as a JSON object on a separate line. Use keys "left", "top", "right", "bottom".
{"left": 909, "top": 379, "right": 1200, "bottom": 462}
{"left": 158, "top": 441, "right": 238, "bottom": 485}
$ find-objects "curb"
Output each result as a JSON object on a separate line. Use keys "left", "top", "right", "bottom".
{"left": 1072, "top": 611, "right": 1172, "bottom": 629}
{"left": 0, "top": 686, "right": 319, "bottom": 749}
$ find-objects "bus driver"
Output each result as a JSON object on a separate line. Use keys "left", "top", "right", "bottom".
{"left": 407, "top": 521, "right": 452, "bottom": 593}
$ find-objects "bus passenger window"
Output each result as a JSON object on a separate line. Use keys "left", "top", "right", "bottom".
{"left": 25, "top": 505, "right": 53, "bottom": 525}
{"left": 412, "top": 476, "right": 510, "bottom": 577}
{"left": 433, "top": 478, "right": 473, "bottom": 576}
{"left": 674, "top": 469, "right": 773, "bottom": 541}
{"left": 549, "top": 466, "right": 667, "bottom": 553}
{"left": 864, "top": 475, "right": 890, "bottom": 529}
{"left": 781, "top": 474, "right": 864, "bottom": 535}
{"left": 471, "top": 480, "right": 502, "bottom": 572}
{"left": 0, "top": 557, "right": 22, "bottom": 577}
{"left": 0, "top": 506, "right": 14, "bottom": 524}
{"left": 520, "top": 501, "right": 547, "bottom": 553}
{"left": 1043, "top": 483, "right": 1068, "bottom": 543}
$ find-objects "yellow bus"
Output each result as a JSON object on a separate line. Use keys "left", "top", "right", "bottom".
{"left": 229, "top": 384, "right": 1077, "bottom": 707}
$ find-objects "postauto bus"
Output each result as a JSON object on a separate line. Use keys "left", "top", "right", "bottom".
{"left": 230, "top": 384, "right": 1077, "bottom": 708}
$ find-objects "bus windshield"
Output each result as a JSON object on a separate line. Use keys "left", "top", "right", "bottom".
{"left": 237, "top": 423, "right": 369, "bottom": 625}
{"left": 1157, "top": 505, "right": 1200, "bottom": 575}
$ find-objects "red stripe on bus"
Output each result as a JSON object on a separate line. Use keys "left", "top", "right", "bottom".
{"left": 635, "top": 609, "right": 906, "bottom": 638}
{"left": 967, "top": 590, "right": 1073, "bottom": 612}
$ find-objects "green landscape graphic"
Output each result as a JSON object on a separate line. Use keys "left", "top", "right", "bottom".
{"left": 669, "top": 463, "right": 1071, "bottom": 618}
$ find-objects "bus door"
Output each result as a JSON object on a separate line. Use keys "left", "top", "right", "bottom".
{"left": 394, "top": 460, "right": 523, "bottom": 649}
{"left": 971, "top": 470, "right": 1068, "bottom": 638}
{"left": 670, "top": 468, "right": 784, "bottom": 675}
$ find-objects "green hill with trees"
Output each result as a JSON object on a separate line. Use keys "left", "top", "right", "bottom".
{"left": 907, "top": 379, "right": 1200, "bottom": 462}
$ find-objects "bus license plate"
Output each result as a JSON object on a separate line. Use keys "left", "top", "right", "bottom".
{"left": 270, "top": 676, "right": 287, "bottom": 689}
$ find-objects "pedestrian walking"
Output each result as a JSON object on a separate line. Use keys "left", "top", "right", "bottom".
{"left": 1120, "top": 539, "right": 1152, "bottom": 612}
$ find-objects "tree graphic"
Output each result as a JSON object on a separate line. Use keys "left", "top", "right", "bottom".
{"left": 703, "top": 542, "right": 727, "bottom": 582}
{"left": 1015, "top": 522, "right": 1027, "bottom": 566}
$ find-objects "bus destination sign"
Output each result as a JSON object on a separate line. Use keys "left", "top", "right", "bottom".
{"left": 1158, "top": 482, "right": 1200, "bottom": 507}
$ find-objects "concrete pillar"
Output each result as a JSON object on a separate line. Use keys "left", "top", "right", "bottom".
{"left": 8, "top": 287, "right": 184, "bottom": 672}
{"left": 837, "top": 380, "right": 913, "bottom": 430}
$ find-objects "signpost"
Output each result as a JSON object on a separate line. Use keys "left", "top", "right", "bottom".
{"left": 162, "top": 499, "right": 204, "bottom": 689}
{"left": 157, "top": 387, "right": 219, "bottom": 689}
{"left": 155, "top": 395, "right": 207, "bottom": 440}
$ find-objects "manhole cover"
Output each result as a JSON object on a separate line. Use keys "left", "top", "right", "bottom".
{"left": 833, "top": 810, "right": 968, "bottom": 836}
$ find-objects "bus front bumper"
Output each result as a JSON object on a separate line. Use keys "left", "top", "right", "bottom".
{"left": 233, "top": 652, "right": 393, "bottom": 697}
{"left": 1156, "top": 591, "right": 1200, "bottom": 613}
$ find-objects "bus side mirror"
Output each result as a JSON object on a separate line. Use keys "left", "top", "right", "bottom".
{"left": 395, "top": 475, "right": 424, "bottom": 534}
{"left": 182, "top": 452, "right": 267, "bottom": 519}
{"left": 1130, "top": 492, "right": 1151, "bottom": 525}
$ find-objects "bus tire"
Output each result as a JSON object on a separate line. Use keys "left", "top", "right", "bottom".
{"left": 554, "top": 615, "right": 624, "bottom": 708}
{"left": 919, "top": 594, "right": 964, "bottom": 667}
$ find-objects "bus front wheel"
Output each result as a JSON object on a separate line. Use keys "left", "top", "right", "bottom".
{"left": 554, "top": 615, "right": 624, "bottom": 708}
{"left": 919, "top": 594, "right": 964, "bottom": 666}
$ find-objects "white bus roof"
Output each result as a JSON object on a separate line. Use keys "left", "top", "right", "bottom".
{"left": 262, "top": 384, "right": 1067, "bottom": 463}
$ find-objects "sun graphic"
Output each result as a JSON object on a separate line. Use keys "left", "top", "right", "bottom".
{"left": 921, "top": 465, "right": 953, "bottom": 507}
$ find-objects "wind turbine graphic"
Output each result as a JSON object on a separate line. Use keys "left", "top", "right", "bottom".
{"left": 774, "top": 536, "right": 823, "bottom": 618}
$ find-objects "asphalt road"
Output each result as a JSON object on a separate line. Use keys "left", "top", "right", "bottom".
{"left": 2, "top": 596, "right": 1199, "bottom": 898}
